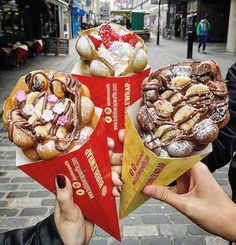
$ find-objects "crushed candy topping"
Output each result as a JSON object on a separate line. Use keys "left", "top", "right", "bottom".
{"left": 16, "top": 90, "right": 27, "bottom": 102}
{"left": 53, "top": 102, "right": 65, "bottom": 115}
{"left": 41, "top": 109, "right": 54, "bottom": 122}
{"left": 47, "top": 94, "right": 58, "bottom": 103}
{"left": 57, "top": 116, "right": 68, "bottom": 126}
{"left": 23, "top": 104, "right": 35, "bottom": 116}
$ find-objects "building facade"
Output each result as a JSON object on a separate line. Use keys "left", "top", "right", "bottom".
{"left": 0, "top": 0, "right": 71, "bottom": 43}
{"left": 131, "top": 0, "right": 235, "bottom": 52}
{"left": 226, "top": 0, "right": 236, "bottom": 53}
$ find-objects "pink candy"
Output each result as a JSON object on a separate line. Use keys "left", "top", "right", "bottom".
{"left": 57, "top": 116, "right": 68, "bottom": 126}
{"left": 16, "top": 90, "right": 27, "bottom": 102}
{"left": 47, "top": 94, "right": 58, "bottom": 103}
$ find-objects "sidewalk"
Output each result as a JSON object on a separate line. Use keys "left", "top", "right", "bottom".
{"left": 0, "top": 36, "right": 234, "bottom": 245}
{"left": 147, "top": 34, "right": 235, "bottom": 76}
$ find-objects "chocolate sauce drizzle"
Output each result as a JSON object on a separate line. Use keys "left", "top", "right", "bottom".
{"left": 7, "top": 71, "right": 82, "bottom": 153}
{"left": 139, "top": 61, "right": 229, "bottom": 154}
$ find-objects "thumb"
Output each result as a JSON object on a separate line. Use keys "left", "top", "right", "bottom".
{"left": 55, "top": 175, "right": 78, "bottom": 219}
{"left": 118, "top": 129, "right": 125, "bottom": 144}
{"left": 143, "top": 185, "right": 186, "bottom": 211}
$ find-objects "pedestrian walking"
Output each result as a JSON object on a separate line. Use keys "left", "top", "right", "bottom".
{"left": 196, "top": 17, "right": 211, "bottom": 53}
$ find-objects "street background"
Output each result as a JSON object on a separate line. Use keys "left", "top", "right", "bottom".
{"left": 0, "top": 36, "right": 235, "bottom": 245}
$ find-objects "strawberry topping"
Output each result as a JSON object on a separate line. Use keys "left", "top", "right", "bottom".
{"left": 89, "top": 24, "right": 138, "bottom": 49}
{"left": 99, "top": 24, "right": 121, "bottom": 49}
{"left": 88, "top": 34, "right": 102, "bottom": 50}
{"left": 121, "top": 33, "right": 137, "bottom": 47}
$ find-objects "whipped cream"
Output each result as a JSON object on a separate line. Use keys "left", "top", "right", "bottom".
{"left": 98, "top": 41, "right": 133, "bottom": 76}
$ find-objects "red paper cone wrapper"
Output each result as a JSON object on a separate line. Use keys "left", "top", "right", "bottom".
{"left": 119, "top": 100, "right": 212, "bottom": 219}
{"left": 72, "top": 62, "right": 150, "bottom": 153}
{"left": 16, "top": 108, "right": 121, "bottom": 241}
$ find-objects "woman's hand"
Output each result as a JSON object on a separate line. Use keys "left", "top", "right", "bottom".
{"left": 54, "top": 175, "right": 94, "bottom": 245}
{"left": 108, "top": 129, "right": 125, "bottom": 197}
{"left": 53, "top": 130, "right": 126, "bottom": 244}
{"left": 143, "top": 162, "right": 236, "bottom": 242}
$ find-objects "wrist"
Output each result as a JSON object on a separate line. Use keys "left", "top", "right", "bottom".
{"left": 228, "top": 201, "right": 236, "bottom": 242}
{"left": 225, "top": 202, "right": 236, "bottom": 242}
{"left": 52, "top": 213, "right": 65, "bottom": 244}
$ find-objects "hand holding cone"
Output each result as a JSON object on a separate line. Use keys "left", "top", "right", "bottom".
{"left": 55, "top": 174, "right": 94, "bottom": 245}
{"left": 120, "top": 60, "right": 229, "bottom": 219}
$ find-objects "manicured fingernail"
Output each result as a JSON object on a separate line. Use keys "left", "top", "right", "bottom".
{"left": 56, "top": 175, "right": 66, "bottom": 189}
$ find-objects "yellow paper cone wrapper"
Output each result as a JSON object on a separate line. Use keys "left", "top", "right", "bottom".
{"left": 119, "top": 99, "right": 212, "bottom": 219}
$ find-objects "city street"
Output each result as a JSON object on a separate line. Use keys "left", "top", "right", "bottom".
{"left": 0, "top": 36, "right": 235, "bottom": 245}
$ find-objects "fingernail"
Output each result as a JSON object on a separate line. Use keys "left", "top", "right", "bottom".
{"left": 119, "top": 177, "right": 125, "bottom": 184}
{"left": 143, "top": 186, "right": 154, "bottom": 196}
{"left": 109, "top": 150, "right": 113, "bottom": 159}
{"left": 107, "top": 138, "right": 115, "bottom": 150}
{"left": 56, "top": 175, "right": 66, "bottom": 189}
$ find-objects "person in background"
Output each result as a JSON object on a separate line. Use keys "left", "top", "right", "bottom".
{"left": 225, "top": 62, "right": 236, "bottom": 205}
{"left": 200, "top": 61, "right": 236, "bottom": 206}
{"left": 196, "top": 17, "right": 211, "bottom": 53}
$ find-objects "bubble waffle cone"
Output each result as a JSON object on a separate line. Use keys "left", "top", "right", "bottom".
{"left": 75, "top": 23, "right": 148, "bottom": 77}
{"left": 119, "top": 100, "right": 212, "bottom": 219}
{"left": 3, "top": 70, "right": 121, "bottom": 240}
{"left": 120, "top": 60, "right": 229, "bottom": 218}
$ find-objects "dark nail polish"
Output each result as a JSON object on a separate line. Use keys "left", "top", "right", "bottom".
{"left": 56, "top": 175, "right": 66, "bottom": 189}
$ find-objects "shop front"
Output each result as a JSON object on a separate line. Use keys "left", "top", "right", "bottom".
{"left": 71, "top": 5, "right": 86, "bottom": 38}
{"left": 46, "top": 0, "right": 71, "bottom": 38}
{"left": 0, "top": 1, "right": 24, "bottom": 45}
{"left": 167, "top": 0, "right": 231, "bottom": 42}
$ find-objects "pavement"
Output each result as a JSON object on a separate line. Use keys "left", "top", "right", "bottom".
{"left": 0, "top": 35, "right": 235, "bottom": 245}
